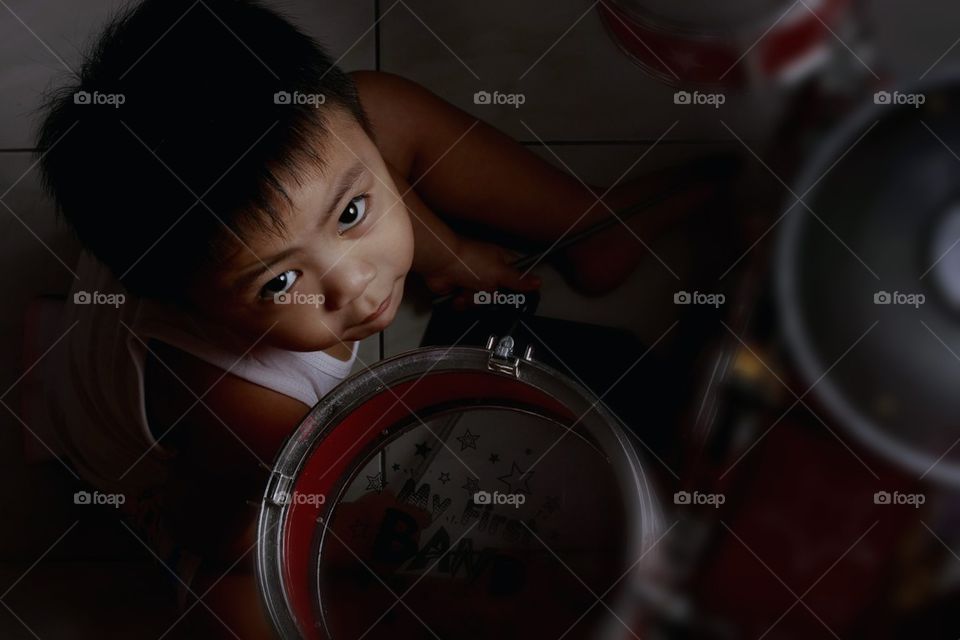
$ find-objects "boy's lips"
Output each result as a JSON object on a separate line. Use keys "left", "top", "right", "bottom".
{"left": 359, "top": 293, "right": 392, "bottom": 325}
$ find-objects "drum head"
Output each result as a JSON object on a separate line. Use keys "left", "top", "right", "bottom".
{"left": 777, "top": 77, "right": 960, "bottom": 485}
{"left": 257, "top": 342, "right": 662, "bottom": 640}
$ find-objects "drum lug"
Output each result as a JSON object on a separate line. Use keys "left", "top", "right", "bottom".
{"left": 267, "top": 471, "right": 295, "bottom": 507}
{"left": 523, "top": 344, "right": 535, "bottom": 361}
{"left": 487, "top": 335, "right": 521, "bottom": 376}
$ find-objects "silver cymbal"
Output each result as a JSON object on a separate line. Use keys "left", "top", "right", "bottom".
{"left": 778, "top": 76, "right": 960, "bottom": 485}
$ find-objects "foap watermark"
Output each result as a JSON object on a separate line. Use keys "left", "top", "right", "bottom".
{"left": 275, "top": 491, "right": 326, "bottom": 507}
{"left": 474, "top": 290, "right": 526, "bottom": 308}
{"left": 674, "top": 290, "right": 725, "bottom": 308}
{"left": 873, "top": 290, "right": 925, "bottom": 308}
{"left": 274, "top": 91, "right": 326, "bottom": 108}
{"left": 74, "top": 290, "right": 125, "bottom": 308}
{"left": 474, "top": 490, "right": 526, "bottom": 509}
{"left": 873, "top": 490, "right": 925, "bottom": 508}
{"left": 674, "top": 490, "right": 725, "bottom": 508}
{"left": 874, "top": 91, "right": 925, "bottom": 108}
{"left": 273, "top": 291, "right": 326, "bottom": 308}
{"left": 473, "top": 90, "right": 526, "bottom": 109}
{"left": 74, "top": 490, "right": 126, "bottom": 508}
{"left": 674, "top": 90, "right": 726, "bottom": 109}
{"left": 73, "top": 90, "right": 125, "bottom": 108}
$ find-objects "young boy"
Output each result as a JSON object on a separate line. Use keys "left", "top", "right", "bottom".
{"left": 37, "top": 0, "right": 714, "bottom": 636}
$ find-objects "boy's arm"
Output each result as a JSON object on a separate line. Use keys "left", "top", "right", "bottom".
{"left": 385, "top": 161, "right": 540, "bottom": 295}
{"left": 353, "top": 70, "right": 724, "bottom": 295}
{"left": 352, "top": 71, "right": 616, "bottom": 245}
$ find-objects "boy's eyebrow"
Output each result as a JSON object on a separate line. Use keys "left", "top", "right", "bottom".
{"left": 232, "top": 246, "right": 301, "bottom": 294}
{"left": 232, "top": 161, "right": 368, "bottom": 293}
{"left": 324, "top": 161, "right": 366, "bottom": 220}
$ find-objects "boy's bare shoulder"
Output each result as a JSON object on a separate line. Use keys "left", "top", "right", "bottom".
{"left": 350, "top": 71, "right": 422, "bottom": 174}
{"left": 349, "top": 70, "right": 472, "bottom": 174}
{"left": 144, "top": 340, "right": 311, "bottom": 462}
{"left": 350, "top": 70, "right": 464, "bottom": 127}
{"left": 350, "top": 70, "right": 427, "bottom": 107}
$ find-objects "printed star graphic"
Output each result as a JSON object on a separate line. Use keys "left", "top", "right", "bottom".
{"left": 415, "top": 441, "right": 433, "bottom": 458}
{"left": 439, "top": 472, "right": 451, "bottom": 484}
{"left": 392, "top": 463, "right": 401, "bottom": 472}
{"left": 498, "top": 462, "right": 534, "bottom": 494}
{"left": 489, "top": 453, "right": 500, "bottom": 464}
{"left": 462, "top": 477, "right": 480, "bottom": 494}
{"left": 456, "top": 428, "right": 480, "bottom": 451}
{"left": 365, "top": 472, "right": 384, "bottom": 493}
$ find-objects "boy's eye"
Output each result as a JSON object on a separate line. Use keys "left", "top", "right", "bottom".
{"left": 259, "top": 269, "right": 299, "bottom": 300}
{"left": 338, "top": 195, "right": 368, "bottom": 234}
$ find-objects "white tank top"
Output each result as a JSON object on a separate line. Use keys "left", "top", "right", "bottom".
{"left": 47, "top": 251, "right": 358, "bottom": 498}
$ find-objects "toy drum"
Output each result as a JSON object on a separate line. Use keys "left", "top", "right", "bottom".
{"left": 598, "top": 0, "right": 852, "bottom": 88}
{"left": 257, "top": 336, "right": 663, "bottom": 639}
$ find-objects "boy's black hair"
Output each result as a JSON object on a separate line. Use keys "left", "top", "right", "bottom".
{"left": 35, "top": 0, "right": 371, "bottom": 304}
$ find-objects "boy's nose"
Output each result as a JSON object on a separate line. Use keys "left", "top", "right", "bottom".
{"left": 320, "top": 260, "right": 377, "bottom": 311}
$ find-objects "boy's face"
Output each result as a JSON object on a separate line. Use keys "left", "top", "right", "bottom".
{"left": 190, "top": 109, "right": 414, "bottom": 352}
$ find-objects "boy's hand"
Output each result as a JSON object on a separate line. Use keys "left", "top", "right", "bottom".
{"left": 422, "top": 237, "right": 541, "bottom": 304}
{"left": 387, "top": 161, "right": 540, "bottom": 304}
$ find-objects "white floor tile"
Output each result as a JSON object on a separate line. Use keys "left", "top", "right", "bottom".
{"left": 378, "top": 0, "right": 960, "bottom": 146}
{"left": 379, "top": 0, "right": 790, "bottom": 143}
{"left": 383, "top": 279, "right": 433, "bottom": 356}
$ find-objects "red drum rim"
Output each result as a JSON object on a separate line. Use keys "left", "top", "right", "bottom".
{"left": 597, "top": 0, "right": 851, "bottom": 88}
{"left": 256, "top": 341, "right": 663, "bottom": 639}
{"left": 601, "top": 0, "right": 827, "bottom": 36}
